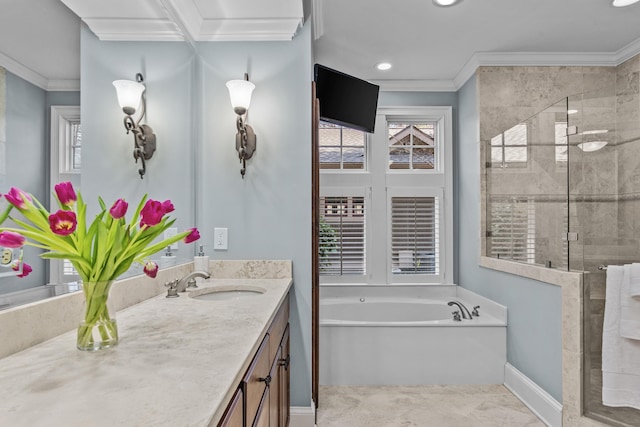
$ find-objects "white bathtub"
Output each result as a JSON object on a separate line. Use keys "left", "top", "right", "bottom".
{"left": 319, "top": 287, "right": 507, "bottom": 385}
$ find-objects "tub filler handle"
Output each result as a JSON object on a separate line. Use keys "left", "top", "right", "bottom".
{"left": 451, "top": 311, "right": 462, "bottom": 322}
{"left": 472, "top": 305, "right": 480, "bottom": 317}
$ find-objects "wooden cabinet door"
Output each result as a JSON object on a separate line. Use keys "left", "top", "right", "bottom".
{"left": 243, "top": 336, "right": 270, "bottom": 427}
{"left": 252, "top": 389, "right": 269, "bottom": 427}
{"left": 279, "top": 325, "right": 290, "bottom": 427}
{"left": 218, "top": 387, "right": 243, "bottom": 427}
{"left": 269, "top": 346, "right": 281, "bottom": 427}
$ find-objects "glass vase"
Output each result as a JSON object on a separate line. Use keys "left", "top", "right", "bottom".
{"left": 77, "top": 280, "right": 118, "bottom": 351}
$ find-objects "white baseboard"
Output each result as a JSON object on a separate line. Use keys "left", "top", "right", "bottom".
{"left": 504, "top": 363, "right": 563, "bottom": 427}
{"left": 290, "top": 404, "right": 316, "bottom": 427}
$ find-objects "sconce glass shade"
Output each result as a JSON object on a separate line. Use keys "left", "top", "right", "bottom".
{"left": 113, "top": 80, "right": 145, "bottom": 115}
{"left": 226, "top": 79, "right": 255, "bottom": 115}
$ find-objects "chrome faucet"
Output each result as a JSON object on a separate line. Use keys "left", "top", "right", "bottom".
{"left": 447, "top": 301, "right": 472, "bottom": 320}
{"left": 176, "top": 270, "right": 211, "bottom": 292}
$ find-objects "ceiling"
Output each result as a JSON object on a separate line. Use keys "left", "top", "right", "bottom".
{"left": 1, "top": 0, "right": 640, "bottom": 91}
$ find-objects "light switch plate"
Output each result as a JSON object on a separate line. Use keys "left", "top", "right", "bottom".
{"left": 214, "top": 228, "right": 228, "bottom": 250}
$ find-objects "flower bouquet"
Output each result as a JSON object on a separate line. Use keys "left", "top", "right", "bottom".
{"left": 0, "top": 182, "right": 200, "bottom": 351}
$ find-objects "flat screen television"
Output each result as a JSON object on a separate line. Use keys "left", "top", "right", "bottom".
{"left": 314, "top": 64, "right": 379, "bottom": 133}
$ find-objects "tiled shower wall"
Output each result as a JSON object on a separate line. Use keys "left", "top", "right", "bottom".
{"left": 478, "top": 54, "right": 640, "bottom": 426}
{"left": 478, "top": 65, "right": 616, "bottom": 265}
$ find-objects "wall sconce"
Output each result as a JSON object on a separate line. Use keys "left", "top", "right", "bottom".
{"left": 226, "top": 73, "right": 256, "bottom": 178}
{"left": 113, "top": 73, "right": 156, "bottom": 179}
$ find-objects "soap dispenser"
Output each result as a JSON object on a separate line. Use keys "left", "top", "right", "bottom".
{"left": 194, "top": 245, "right": 210, "bottom": 285}
{"left": 160, "top": 246, "right": 176, "bottom": 268}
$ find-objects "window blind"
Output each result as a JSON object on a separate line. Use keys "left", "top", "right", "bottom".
{"left": 390, "top": 196, "right": 439, "bottom": 275}
{"left": 489, "top": 198, "right": 535, "bottom": 263}
{"left": 319, "top": 196, "right": 366, "bottom": 276}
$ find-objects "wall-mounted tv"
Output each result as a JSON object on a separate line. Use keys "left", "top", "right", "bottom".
{"left": 314, "top": 64, "right": 380, "bottom": 134}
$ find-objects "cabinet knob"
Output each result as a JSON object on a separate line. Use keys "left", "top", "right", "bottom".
{"left": 278, "top": 355, "right": 290, "bottom": 370}
{"left": 258, "top": 375, "right": 272, "bottom": 387}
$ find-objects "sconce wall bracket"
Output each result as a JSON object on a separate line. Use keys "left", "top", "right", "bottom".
{"left": 115, "top": 73, "right": 156, "bottom": 179}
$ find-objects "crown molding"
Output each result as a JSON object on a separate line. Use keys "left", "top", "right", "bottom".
{"left": 83, "top": 18, "right": 184, "bottom": 41}
{"left": 47, "top": 80, "right": 81, "bottom": 92}
{"left": 312, "top": 0, "right": 324, "bottom": 40}
{"left": 195, "top": 18, "right": 303, "bottom": 41}
{"left": 372, "top": 79, "right": 457, "bottom": 92}
{"left": 452, "top": 42, "right": 640, "bottom": 90}
{"left": 0, "top": 51, "right": 48, "bottom": 90}
{"left": 616, "top": 36, "right": 640, "bottom": 64}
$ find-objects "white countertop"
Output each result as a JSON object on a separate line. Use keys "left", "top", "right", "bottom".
{"left": 0, "top": 277, "right": 292, "bottom": 427}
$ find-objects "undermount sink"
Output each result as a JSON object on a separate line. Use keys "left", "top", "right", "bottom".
{"left": 188, "top": 285, "right": 266, "bottom": 301}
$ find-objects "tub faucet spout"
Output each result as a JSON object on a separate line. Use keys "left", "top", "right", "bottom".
{"left": 447, "top": 301, "right": 472, "bottom": 320}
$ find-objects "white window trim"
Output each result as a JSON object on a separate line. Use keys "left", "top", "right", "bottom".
{"left": 319, "top": 106, "right": 453, "bottom": 286}
{"left": 378, "top": 107, "right": 453, "bottom": 285}
{"left": 50, "top": 105, "right": 81, "bottom": 285}
{"left": 319, "top": 187, "right": 370, "bottom": 284}
{"left": 386, "top": 187, "right": 444, "bottom": 284}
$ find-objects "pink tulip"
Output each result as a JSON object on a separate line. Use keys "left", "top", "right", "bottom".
{"left": 161, "top": 200, "right": 175, "bottom": 214}
{"left": 54, "top": 182, "right": 77, "bottom": 207}
{"left": 139, "top": 199, "right": 165, "bottom": 227}
{"left": 5, "top": 187, "right": 32, "bottom": 210}
{"left": 49, "top": 210, "right": 77, "bottom": 236}
{"left": 0, "top": 231, "right": 26, "bottom": 248}
{"left": 143, "top": 260, "right": 159, "bottom": 278}
{"left": 184, "top": 228, "right": 200, "bottom": 244}
{"left": 12, "top": 262, "right": 32, "bottom": 278}
{"left": 109, "top": 198, "right": 128, "bottom": 219}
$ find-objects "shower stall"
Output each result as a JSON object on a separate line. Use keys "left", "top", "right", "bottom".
{"left": 485, "top": 76, "right": 640, "bottom": 426}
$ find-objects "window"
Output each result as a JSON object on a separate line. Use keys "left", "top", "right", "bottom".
{"left": 319, "top": 107, "right": 453, "bottom": 285}
{"left": 390, "top": 193, "right": 440, "bottom": 277}
{"left": 488, "top": 197, "right": 535, "bottom": 263}
{"left": 50, "top": 106, "right": 81, "bottom": 284}
{"left": 319, "top": 194, "right": 366, "bottom": 276}
{"left": 319, "top": 121, "right": 366, "bottom": 170}
{"left": 491, "top": 123, "right": 528, "bottom": 166}
{"left": 388, "top": 123, "right": 436, "bottom": 170}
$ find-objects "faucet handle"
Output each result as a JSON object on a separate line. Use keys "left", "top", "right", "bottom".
{"left": 165, "top": 279, "right": 179, "bottom": 298}
{"left": 186, "top": 278, "right": 198, "bottom": 289}
{"left": 472, "top": 305, "right": 480, "bottom": 317}
{"left": 452, "top": 311, "right": 461, "bottom": 322}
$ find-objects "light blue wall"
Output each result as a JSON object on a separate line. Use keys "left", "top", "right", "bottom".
{"left": 457, "top": 74, "right": 563, "bottom": 401}
{"left": 195, "top": 23, "right": 313, "bottom": 406}
{"left": 1, "top": 73, "right": 79, "bottom": 293}
{"left": 80, "top": 23, "right": 313, "bottom": 406}
{"left": 2, "top": 72, "right": 47, "bottom": 293}
{"left": 80, "top": 25, "right": 196, "bottom": 258}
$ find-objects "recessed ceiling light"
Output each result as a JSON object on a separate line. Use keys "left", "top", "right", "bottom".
{"left": 376, "top": 62, "right": 392, "bottom": 71}
{"left": 612, "top": 0, "right": 640, "bottom": 7}
{"left": 433, "top": 0, "right": 459, "bottom": 6}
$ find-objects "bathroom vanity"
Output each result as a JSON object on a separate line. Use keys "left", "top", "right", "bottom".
{"left": 0, "top": 261, "right": 292, "bottom": 427}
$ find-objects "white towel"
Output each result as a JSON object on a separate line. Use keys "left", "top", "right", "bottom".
{"left": 620, "top": 264, "right": 640, "bottom": 340}
{"left": 602, "top": 264, "right": 640, "bottom": 409}
{"left": 629, "top": 263, "right": 640, "bottom": 296}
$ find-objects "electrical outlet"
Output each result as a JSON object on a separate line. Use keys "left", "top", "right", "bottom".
{"left": 214, "top": 228, "right": 228, "bottom": 250}
{"left": 164, "top": 227, "right": 178, "bottom": 250}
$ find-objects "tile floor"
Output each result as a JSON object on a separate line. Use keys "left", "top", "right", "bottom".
{"left": 316, "top": 385, "right": 545, "bottom": 427}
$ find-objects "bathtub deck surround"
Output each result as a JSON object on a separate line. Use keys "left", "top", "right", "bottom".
{"left": 319, "top": 285, "right": 506, "bottom": 386}
{"left": 0, "top": 260, "right": 292, "bottom": 426}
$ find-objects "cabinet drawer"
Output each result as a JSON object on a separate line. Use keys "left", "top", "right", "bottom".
{"left": 243, "top": 334, "right": 271, "bottom": 426}
{"left": 268, "top": 297, "right": 289, "bottom": 362}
